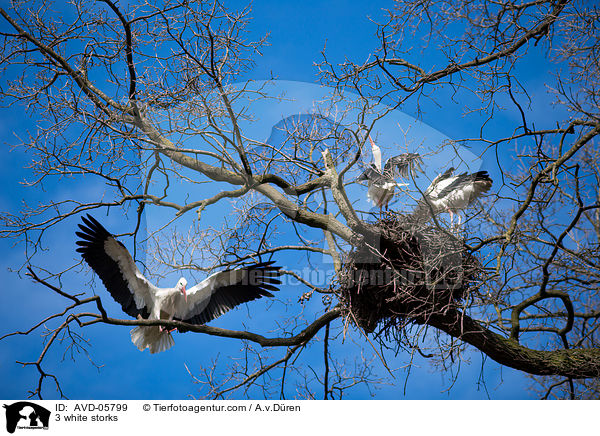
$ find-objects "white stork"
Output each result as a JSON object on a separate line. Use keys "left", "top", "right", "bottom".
{"left": 412, "top": 168, "right": 493, "bottom": 226}
{"left": 76, "top": 214, "right": 281, "bottom": 354}
{"left": 357, "top": 135, "right": 423, "bottom": 212}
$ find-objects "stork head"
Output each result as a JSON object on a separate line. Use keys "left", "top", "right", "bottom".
{"left": 176, "top": 277, "right": 187, "bottom": 302}
{"left": 368, "top": 135, "right": 383, "bottom": 171}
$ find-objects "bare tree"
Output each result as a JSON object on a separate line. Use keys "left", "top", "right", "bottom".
{"left": 0, "top": 0, "right": 599, "bottom": 399}
{"left": 316, "top": 0, "right": 600, "bottom": 399}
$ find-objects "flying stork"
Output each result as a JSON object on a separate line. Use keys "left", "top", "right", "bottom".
{"left": 357, "top": 135, "right": 423, "bottom": 212}
{"left": 412, "top": 167, "right": 493, "bottom": 226}
{"left": 76, "top": 214, "right": 281, "bottom": 354}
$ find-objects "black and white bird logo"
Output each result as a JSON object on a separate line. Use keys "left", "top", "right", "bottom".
{"left": 2, "top": 402, "right": 50, "bottom": 433}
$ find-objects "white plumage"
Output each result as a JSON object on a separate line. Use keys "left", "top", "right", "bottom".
{"left": 76, "top": 215, "right": 281, "bottom": 353}
{"left": 357, "top": 136, "right": 423, "bottom": 211}
{"left": 412, "top": 168, "right": 493, "bottom": 226}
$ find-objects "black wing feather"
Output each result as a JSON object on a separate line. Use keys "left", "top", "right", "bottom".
{"left": 436, "top": 171, "right": 492, "bottom": 199}
{"left": 357, "top": 164, "right": 384, "bottom": 182}
{"left": 76, "top": 214, "right": 150, "bottom": 318}
{"left": 357, "top": 165, "right": 389, "bottom": 185}
{"left": 383, "top": 153, "right": 423, "bottom": 178}
{"left": 176, "top": 262, "right": 281, "bottom": 332}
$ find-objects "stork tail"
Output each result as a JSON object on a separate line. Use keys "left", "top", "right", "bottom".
{"left": 130, "top": 326, "right": 175, "bottom": 354}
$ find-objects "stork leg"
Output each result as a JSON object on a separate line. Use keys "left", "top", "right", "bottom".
{"left": 159, "top": 320, "right": 169, "bottom": 332}
{"left": 160, "top": 316, "right": 176, "bottom": 333}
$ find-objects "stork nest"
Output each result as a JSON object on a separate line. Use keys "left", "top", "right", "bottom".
{"left": 337, "top": 215, "right": 483, "bottom": 334}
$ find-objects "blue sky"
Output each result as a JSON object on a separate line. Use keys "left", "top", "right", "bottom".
{"left": 0, "top": 0, "right": 561, "bottom": 399}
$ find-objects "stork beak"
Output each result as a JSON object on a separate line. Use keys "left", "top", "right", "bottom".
{"left": 183, "top": 286, "right": 187, "bottom": 303}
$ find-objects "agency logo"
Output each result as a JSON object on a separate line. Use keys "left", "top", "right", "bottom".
{"left": 2, "top": 402, "right": 50, "bottom": 433}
